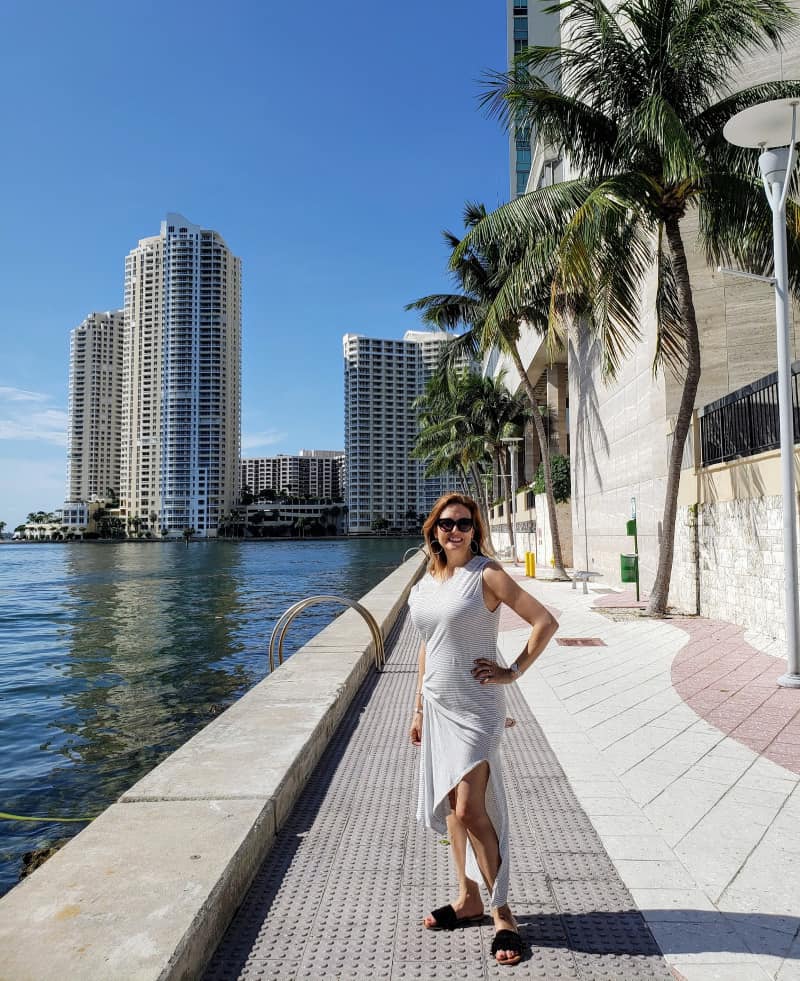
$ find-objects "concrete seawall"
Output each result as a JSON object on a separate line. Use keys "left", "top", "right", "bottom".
{"left": 0, "top": 553, "right": 425, "bottom": 981}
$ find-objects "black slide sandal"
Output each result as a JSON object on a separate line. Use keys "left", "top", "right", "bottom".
{"left": 424, "top": 903, "right": 485, "bottom": 931}
{"left": 491, "top": 929, "right": 523, "bottom": 965}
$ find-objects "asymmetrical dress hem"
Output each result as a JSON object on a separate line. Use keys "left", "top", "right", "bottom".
{"left": 408, "top": 556, "right": 510, "bottom": 909}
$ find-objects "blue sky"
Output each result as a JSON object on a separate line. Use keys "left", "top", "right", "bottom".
{"left": 0, "top": 0, "right": 508, "bottom": 529}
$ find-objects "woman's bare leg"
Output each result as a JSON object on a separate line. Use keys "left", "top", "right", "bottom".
{"left": 422, "top": 789, "right": 482, "bottom": 927}
{"left": 454, "top": 763, "right": 519, "bottom": 963}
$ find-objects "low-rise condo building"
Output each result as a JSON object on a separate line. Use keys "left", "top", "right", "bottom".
{"left": 240, "top": 450, "right": 344, "bottom": 501}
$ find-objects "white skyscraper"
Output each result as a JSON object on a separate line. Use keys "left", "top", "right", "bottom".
{"left": 66, "top": 310, "right": 125, "bottom": 503}
{"left": 343, "top": 330, "right": 454, "bottom": 533}
{"left": 120, "top": 213, "right": 242, "bottom": 536}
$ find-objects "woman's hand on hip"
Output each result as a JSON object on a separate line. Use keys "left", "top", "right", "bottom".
{"left": 410, "top": 713, "right": 422, "bottom": 746}
{"left": 472, "top": 658, "right": 514, "bottom": 685}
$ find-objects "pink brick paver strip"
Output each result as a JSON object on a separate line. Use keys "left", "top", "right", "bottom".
{"left": 593, "top": 588, "right": 648, "bottom": 609}
{"left": 592, "top": 593, "right": 800, "bottom": 775}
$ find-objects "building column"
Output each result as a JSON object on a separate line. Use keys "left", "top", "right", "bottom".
{"left": 547, "top": 365, "right": 568, "bottom": 456}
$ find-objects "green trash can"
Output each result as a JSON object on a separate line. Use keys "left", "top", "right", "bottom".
{"left": 620, "top": 553, "right": 638, "bottom": 583}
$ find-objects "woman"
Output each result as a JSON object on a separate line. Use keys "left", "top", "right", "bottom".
{"left": 408, "top": 493, "right": 558, "bottom": 967}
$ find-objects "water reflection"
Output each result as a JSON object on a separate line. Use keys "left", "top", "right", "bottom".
{"left": 0, "top": 538, "right": 417, "bottom": 894}
{"left": 51, "top": 544, "right": 254, "bottom": 805}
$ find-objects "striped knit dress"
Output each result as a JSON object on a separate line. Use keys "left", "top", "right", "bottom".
{"left": 408, "top": 555, "right": 510, "bottom": 909}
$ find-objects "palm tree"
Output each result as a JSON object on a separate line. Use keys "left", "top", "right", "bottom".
{"left": 408, "top": 208, "right": 568, "bottom": 574}
{"left": 0, "top": 521, "right": 6, "bottom": 537}
{"left": 413, "top": 366, "right": 530, "bottom": 550}
{"left": 412, "top": 369, "right": 490, "bottom": 517}
{"left": 371, "top": 515, "right": 390, "bottom": 534}
{"left": 182, "top": 526, "right": 195, "bottom": 546}
{"left": 465, "top": 370, "right": 532, "bottom": 552}
{"left": 470, "top": 0, "right": 800, "bottom": 612}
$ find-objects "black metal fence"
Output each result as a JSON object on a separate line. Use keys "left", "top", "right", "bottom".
{"left": 698, "top": 362, "right": 800, "bottom": 466}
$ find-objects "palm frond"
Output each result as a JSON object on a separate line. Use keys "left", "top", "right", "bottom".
{"left": 480, "top": 71, "right": 620, "bottom": 177}
{"left": 694, "top": 81, "right": 800, "bottom": 146}
{"left": 404, "top": 293, "right": 481, "bottom": 330}
{"left": 700, "top": 170, "right": 800, "bottom": 299}
{"left": 670, "top": 0, "right": 795, "bottom": 95}
{"left": 453, "top": 180, "right": 591, "bottom": 268}
{"left": 621, "top": 94, "right": 704, "bottom": 182}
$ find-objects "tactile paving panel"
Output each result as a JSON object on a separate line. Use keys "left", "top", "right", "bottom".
{"left": 203, "top": 609, "right": 673, "bottom": 980}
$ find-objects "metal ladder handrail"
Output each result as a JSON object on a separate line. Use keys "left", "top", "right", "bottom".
{"left": 268, "top": 594, "right": 385, "bottom": 674}
{"left": 402, "top": 545, "right": 426, "bottom": 562}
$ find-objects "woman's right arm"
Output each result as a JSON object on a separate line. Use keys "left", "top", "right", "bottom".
{"left": 409, "top": 641, "right": 426, "bottom": 746}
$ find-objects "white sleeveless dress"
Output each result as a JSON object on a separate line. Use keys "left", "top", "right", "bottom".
{"left": 408, "top": 555, "right": 510, "bottom": 908}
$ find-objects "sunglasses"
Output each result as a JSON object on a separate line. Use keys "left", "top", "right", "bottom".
{"left": 436, "top": 517, "right": 474, "bottom": 533}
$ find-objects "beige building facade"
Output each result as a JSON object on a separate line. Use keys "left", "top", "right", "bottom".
{"left": 66, "top": 310, "right": 125, "bottom": 503}
{"left": 120, "top": 213, "right": 242, "bottom": 537}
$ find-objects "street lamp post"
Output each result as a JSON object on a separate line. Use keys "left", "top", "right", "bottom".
{"left": 502, "top": 437, "right": 523, "bottom": 563}
{"left": 724, "top": 98, "right": 800, "bottom": 688}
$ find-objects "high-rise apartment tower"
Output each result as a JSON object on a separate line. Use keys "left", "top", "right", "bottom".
{"left": 507, "top": 0, "right": 562, "bottom": 198}
{"left": 66, "top": 310, "right": 125, "bottom": 503}
{"left": 120, "top": 213, "right": 242, "bottom": 536}
{"left": 343, "top": 330, "right": 455, "bottom": 533}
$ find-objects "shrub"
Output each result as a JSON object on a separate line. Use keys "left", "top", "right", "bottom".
{"left": 531, "top": 455, "right": 571, "bottom": 502}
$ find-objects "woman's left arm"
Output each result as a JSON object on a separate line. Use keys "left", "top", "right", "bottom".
{"left": 471, "top": 563, "right": 559, "bottom": 685}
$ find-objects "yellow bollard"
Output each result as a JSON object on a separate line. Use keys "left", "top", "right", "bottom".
{"left": 525, "top": 552, "right": 536, "bottom": 577}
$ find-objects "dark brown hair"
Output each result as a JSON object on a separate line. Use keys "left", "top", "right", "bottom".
{"left": 421, "top": 493, "right": 493, "bottom": 575}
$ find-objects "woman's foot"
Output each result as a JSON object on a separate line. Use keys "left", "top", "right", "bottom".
{"left": 423, "top": 893, "right": 484, "bottom": 929}
{"left": 492, "top": 907, "right": 522, "bottom": 965}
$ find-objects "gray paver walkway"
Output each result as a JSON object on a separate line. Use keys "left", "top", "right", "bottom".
{"left": 204, "top": 610, "right": 674, "bottom": 980}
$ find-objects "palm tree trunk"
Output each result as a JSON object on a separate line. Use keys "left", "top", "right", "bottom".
{"left": 470, "top": 461, "right": 491, "bottom": 530}
{"left": 506, "top": 342, "right": 569, "bottom": 578}
{"left": 647, "top": 218, "right": 702, "bottom": 616}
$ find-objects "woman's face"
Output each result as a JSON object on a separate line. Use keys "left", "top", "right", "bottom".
{"left": 434, "top": 503, "right": 475, "bottom": 565}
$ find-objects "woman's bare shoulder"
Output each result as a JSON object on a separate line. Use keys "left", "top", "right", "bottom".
{"left": 480, "top": 557, "right": 505, "bottom": 574}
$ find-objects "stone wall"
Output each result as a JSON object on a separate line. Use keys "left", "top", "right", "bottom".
{"left": 672, "top": 497, "right": 794, "bottom": 642}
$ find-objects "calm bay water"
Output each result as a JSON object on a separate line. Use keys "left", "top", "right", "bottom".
{"left": 0, "top": 538, "right": 417, "bottom": 896}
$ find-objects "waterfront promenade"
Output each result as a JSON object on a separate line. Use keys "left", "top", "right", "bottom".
{"left": 204, "top": 572, "right": 800, "bottom": 980}
{"left": 204, "top": 606, "right": 673, "bottom": 980}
